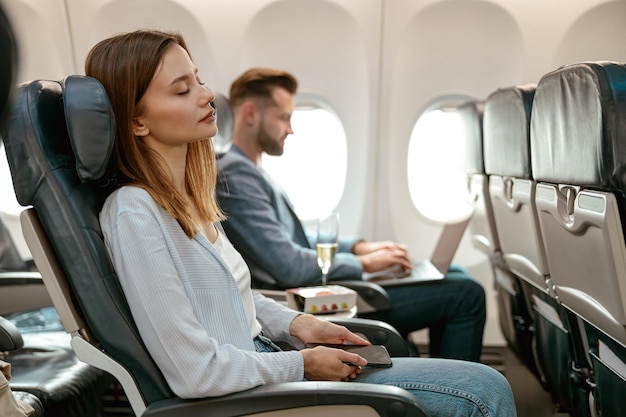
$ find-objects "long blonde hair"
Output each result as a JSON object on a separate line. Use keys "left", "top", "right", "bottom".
{"left": 85, "top": 29, "right": 224, "bottom": 238}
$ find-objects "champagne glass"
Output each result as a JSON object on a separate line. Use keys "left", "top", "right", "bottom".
{"left": 316, "top": 212, "right": 339, "bottom": 286}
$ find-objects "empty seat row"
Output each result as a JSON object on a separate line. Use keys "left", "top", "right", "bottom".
{"left": 463, "top": 61, "right": 626, "bottom": 417}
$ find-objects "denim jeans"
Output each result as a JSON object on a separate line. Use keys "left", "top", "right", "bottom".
{"left": 360, "top": 264, "right": 486, "bottom": 361}
{"left": 356, "top": 357, "right": 517, "bottom": 417}
{"left": 255, "top": 335, "right": 516, "bottom": 417}
{"left": 254, "top": 333, "right": 283, "bottom": 352}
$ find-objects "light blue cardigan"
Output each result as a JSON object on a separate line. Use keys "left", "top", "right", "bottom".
{"left": 100, "top": 186, "right": 304, "bottom": 398}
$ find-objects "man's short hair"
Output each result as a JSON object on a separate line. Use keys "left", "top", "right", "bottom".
{"left": 229, "top": 67, "right": 297, "bottom": 108}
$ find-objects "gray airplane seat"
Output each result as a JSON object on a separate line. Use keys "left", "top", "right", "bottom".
{"left": 531, "top": 61, "right": 626, "bottom": 417}
{"left": 1, "top": 74, "right": 429, "bottom": 417}
{"left": 482, "top": 85, "right": 541, "bottom": 375}
{"left": 212, "top": 92, "right": 233, "bottom": 156}
{"left": 457, "top": 99, "right": 530, "bottom": 363}
{"left": 483, "top": 84, "right": 589, "bottom": 414}
{"left": 457, "top": 101, "right": 498, "bottom": 260}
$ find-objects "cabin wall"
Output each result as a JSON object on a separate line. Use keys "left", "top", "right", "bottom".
{"left": 2, "top": 0, "right": 626, "bottom": 326}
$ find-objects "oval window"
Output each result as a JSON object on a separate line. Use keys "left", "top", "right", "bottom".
{"left": 261, "top": 102, "right": 347, "bottom": 221}
{"left": 407, "top": 101, "right": 474, "bottom": 223}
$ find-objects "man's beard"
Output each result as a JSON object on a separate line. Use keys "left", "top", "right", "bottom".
{"left": 258, "top": 123, "right": 284, "bottom": 156}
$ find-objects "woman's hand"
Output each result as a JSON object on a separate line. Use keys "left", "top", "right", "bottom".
{"left": 289, "top": 314, "right": 370, "bottom": 346}
{"left": 300, "top": 345, "right": 367, "bottom": 381}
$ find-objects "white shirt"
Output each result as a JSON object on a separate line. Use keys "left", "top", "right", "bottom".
{"left": 211, "top": 230, "right": 262, "bottom": 338}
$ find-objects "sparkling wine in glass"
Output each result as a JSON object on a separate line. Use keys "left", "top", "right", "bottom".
{"left": 316, "top": 212, "right": 339, "bottom": 286}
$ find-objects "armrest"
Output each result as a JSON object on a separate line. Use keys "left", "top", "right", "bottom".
{"left": 0, "top": 315, "right": 23, "bottom": 351}
{"left": 329, "top": 317, "right": 411, "bottom": 357}
{"left": 0, "top": 271, "right": 44, "bottom": 285}
{"left": 143, "top": 381, "right": 430, "bottom": 417}
{"left": 255, "top": 289, "right": 409, "bottom": 355}
{"left": 332, "top": 280, "right": 391, "bottom": 313}
{"left": 0, "top": 272, "right": 52, "bottom": 316}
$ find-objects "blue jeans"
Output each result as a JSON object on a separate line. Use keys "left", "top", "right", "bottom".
{"left": 360, "top": 264, "right": 486, "bottom": 361}
{"left": 356, "top": 357, "right": 517, "bottom": 417}
{"left": 255, "top": 335, "right": 516, "bottom": 417}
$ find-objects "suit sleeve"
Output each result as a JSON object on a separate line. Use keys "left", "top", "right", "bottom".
{"left": 217, "top": 156, "right": 363, "bottom": 288}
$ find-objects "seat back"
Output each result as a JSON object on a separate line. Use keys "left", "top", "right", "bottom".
{"left": 483, "top": 84, "right": 591, "bottom": 412}
{"left": 531, "top": 61, "right": 626, "bottom": 344}
{"left": 458, "top": 100, "right": 500, "bottom": 259}
{"left": 531, "top": 61, "right": 626, "bottom": 416}
{"left": 2, "top": 76, "right": 174, "bottom": 414}
{"left": 212, "top": 92, "right": 233, "bottom": 155}
{"left": 484, "top": 84, "right": 548, "bottom": 291}
{"left": 482, "top": 84, "right": 544, "bottom": 372}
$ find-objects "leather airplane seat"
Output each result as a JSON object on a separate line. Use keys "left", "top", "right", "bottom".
{"left": 531, "top": 61, "right": 626, "bottom": 417}
{"left": 1, "top": 75, "right": 429, "bottom": 417}
{"left": 484, "top": 84, "right": 589, "bottom": 415}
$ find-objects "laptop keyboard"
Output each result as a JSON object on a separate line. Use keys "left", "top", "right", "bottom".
{"left": 411, "top": 260, "right": 444, "bottom": 279}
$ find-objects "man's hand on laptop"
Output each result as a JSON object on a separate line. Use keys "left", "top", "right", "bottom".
{"left": 353, "top": 240, "right": 412, "bottom": 273}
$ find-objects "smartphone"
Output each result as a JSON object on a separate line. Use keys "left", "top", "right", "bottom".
{"left": 305, "top": 344, "right": 393, "bottom": 367}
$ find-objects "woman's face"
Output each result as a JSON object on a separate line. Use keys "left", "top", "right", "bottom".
{"left": 133, "top": 43, "right": 216, "bottom": 153}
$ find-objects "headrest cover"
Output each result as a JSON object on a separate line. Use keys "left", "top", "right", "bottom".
{"left": 63, "top": 75, "right": 116, "bottom": 181}
{"left": 457, "top": 101, "right": 485, "bottom": 175}
{"left": 483, "top": 84, "right": 536, "bottom": 178}
{"left": 0, "top": 3, "right": 18, "bottom": 125}
{"left": 212, "top": 92, "right": 233, "bottom": 155}
{"left": 530, "top": 62, "right": 626, "bottom": 189}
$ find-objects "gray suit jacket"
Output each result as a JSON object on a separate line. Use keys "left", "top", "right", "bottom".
{"left": 216, "top": 146, "right": 363, "bottom": 288}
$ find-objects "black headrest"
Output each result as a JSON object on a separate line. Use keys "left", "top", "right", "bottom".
{"left": 62, "top": 76, "right": 115, "bottom": 181}
{"left": 2, "top": 78, "right": 174, "bottom": 403}
{"left": 0, "top": 3, "right": 18, "bottom": 125}
{"left": 457, "top": 100, "right": 485, "bottom": 175}
{"left": 483, "top": 84, "right": 536, "bottom": 179}
{"left": 212, "top": 92, "right": 233, "bottom": 155}
{"left": 531, "top": 62, "right": 626, "bottom": 189}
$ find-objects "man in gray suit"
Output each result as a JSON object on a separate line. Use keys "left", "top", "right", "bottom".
{"left": 216, "top": 67, "right": 486, "bottom": 361}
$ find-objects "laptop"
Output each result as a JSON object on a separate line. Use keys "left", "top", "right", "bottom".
{"left": 362, "top": 212, "right": 473, "bottom": 286}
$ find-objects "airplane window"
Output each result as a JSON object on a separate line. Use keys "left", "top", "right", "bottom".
{"left": 261, "top": 107, "right": 347, "bottom": 221}
{"left": 407, "top": 107, "right": 473, "bottom": 223}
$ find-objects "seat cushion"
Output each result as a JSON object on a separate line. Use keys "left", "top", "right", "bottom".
{"left": 11, "top": 390, "right": 44, "bottom": 417}
{"left": 7, "top": 331, "right": 112, "bottom": 417}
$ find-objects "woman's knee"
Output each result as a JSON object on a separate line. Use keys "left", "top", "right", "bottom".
{"left": 359, "top": 358, "right": 516, "bottom": 417}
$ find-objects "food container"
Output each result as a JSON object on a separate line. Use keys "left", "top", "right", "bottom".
{"left": 286, "top": 285, "right": 357, "bottom": 314}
